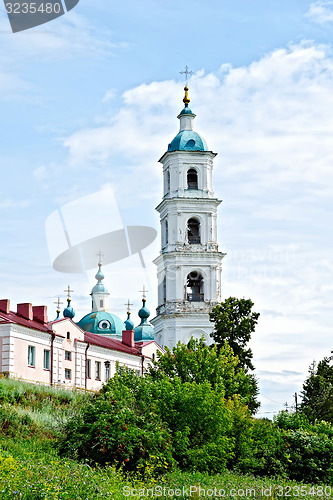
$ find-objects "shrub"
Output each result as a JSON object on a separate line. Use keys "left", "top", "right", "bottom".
{"left": 60, "top": 370, "right": 252, "bottom": 475}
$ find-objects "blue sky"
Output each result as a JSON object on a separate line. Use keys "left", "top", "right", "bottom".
{"left": 1, "top": 0, "right": 333, "bottom": 417}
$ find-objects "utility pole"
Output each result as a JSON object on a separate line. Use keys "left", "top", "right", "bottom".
{"left": 294, "top": 392, "right": 298, "bottom": 414}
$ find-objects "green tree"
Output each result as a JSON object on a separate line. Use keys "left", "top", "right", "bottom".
{"left": 210, "top": 297, "right": 260, "bottom": 372}
{"left": 149, "top": 337, "right": 260, "bottom": 414}
{"left": 300, "top": 357, "right": 333, "bottom": 423}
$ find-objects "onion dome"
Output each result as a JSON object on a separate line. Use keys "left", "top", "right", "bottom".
{"left": 63, "top": 286, "right": 75, "bottom": 319}
{"left": 124, "top": 311, "right": 135, "bottom": 331}
{"left": 63, "top": 298, "right": 75, "bottom": 319}
{"left": 134, "top": 296, "right": 154, "bottom": 342}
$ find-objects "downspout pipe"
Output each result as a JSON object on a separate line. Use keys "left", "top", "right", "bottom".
{"left": 50, "top": 332, "right": 55, "bottom": 386}
{"left": 85, "top": 343, "right": 90, "bottom": 390}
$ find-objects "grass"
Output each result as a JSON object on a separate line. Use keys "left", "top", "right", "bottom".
{"left": 0, "top": 378, "right": 332, "bottom": 499}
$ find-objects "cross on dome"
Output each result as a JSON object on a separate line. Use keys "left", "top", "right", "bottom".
{"left": 64, "top": 285, "right": 74, "bottom": 300}
{"left": 140, "top": 285, "right": 148, "bottom": 300}
{"left": 97, "top": 250, "right": 104, "bottom": 265}
{"left": 125, "top": 298, "right": 133, "bottom": 314}
{"left": 180, "top": 65, "right": 193, "bottom": 86}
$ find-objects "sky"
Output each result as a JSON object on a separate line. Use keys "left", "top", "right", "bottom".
{"left": 0, "top": 0, "right": 333, "bottom": 418}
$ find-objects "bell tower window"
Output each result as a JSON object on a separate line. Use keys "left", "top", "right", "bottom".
{"left": 165, "top": 219, "right": 168, "bottom": 245}
{"left": 167, "top": 170, "right": 170, "bottom": 192}
{"left": 187, "top": 218, "right": 200, "bottom": 244}
{"left": 187, "top": 168, "right": 198, "bottom": 190}
{"left": 186, "top": 271, "right": 204, "bottom": 302}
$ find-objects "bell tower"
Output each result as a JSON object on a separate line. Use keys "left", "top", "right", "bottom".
{"left": 151, "top": 84, "right": 225, "bottom": 348}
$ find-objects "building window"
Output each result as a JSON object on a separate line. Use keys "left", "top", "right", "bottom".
{"left": 187, "top": 168, "right": 198, "bottom": 189}
{"left": 65, "top": 350, "right": 72, "bottom": 361}
{"left": 186, "top": 271, "right": 204, "bottom": 302}
{"left": 165, "top": 219, "right": 168, "bottom": 245}
{"left": 65, "top": 368, "right": 71, "bottom": 380}
{"left": 187, "top": 217, "right": 201, "bottom": 244}
{"left": 167, "top": 170, "right": 170, "bottom": 192}
{"left": 28, "top": 346, "right": 35, "bottom": 367}
{"left": 95, "top": 361, "right": 101, "bottom": 380}
{"left": 43, "top": 349, "right": 50, "bottom": 370}
{"left": 105, "top": 360, "right": 110, "bottom": 382}
{"left": 100, "top": 299, "right": 104, "bottom": 308}
{"left": 67, "top": 331, "right": 70, "bottom": 340}
{"left": 87, "top": 359, "right": 91, "bottom": 379}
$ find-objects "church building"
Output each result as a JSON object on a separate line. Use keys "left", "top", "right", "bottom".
{"left": 0, "top": 80, "right": 224, "bottom": 386}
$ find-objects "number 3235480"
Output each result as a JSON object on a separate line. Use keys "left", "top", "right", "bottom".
{"left": 5, "top": 3, "right": 62, "bottom": 14}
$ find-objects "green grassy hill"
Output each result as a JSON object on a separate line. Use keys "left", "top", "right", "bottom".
{"left": 0, "top": 377, "right": 331, "bottom": 499}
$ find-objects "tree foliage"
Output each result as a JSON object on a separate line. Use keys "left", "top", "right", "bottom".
{"left": 300, "top": 357, "right": 333, "bottom": 424}
{"left": 148, "top": 337, "right": 260, "bottom": 413}
{"left": 60, "top": 369, "right": 252, "bottom": 474}
{"left": 210, "top": 297, "right": 260, "bottom": 372}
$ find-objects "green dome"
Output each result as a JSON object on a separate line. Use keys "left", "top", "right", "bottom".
{"left": 168, "top": 130, "right": 208, "bottom": 152}
{"left": 134, "top": 299, "right": 154, "bottom": 342}
{"left": 77, "top": 311, "right": 124, "bottom": 336}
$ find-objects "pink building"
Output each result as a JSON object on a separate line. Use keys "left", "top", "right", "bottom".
{"left": 0, "top": 299, "right": 163, "bottom": 390}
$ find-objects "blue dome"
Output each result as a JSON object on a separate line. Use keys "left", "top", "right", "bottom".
{"left": 77, "top": 311, "right": 124, "bottom": 337}
{"left": 168, "top": 130, "right": 208, "bottom": 152}
{"left": 134, "top": 299, "right": 154, "bottom": 342}
{"left": 63, "top": 299, "right": 75, "bottom": 319}
{"left": 64, "top": 306, "right": 75, "bottom": 319}
{"left": 91, "top": 282, "right": 108, "bottom": 294}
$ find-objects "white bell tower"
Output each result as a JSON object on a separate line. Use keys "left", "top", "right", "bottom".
{"left": 151, "top": 85, "right": 225, "bottom": 348}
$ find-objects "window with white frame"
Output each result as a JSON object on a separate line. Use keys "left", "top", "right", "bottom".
{"left": 95, "top": 361, "right": 101, "bottom": 380}
{"left": 87, "top": 359, "right": 91, "bottom": 379}
{"left": 28, "top": 346, "right": 35, "bottom": 367}
{"left": 65, "top": 350, "right": 72, "bottom": 361}
{"left": 43, "top": 349, "right": 50, "bottom": 370}
{"left": 65, "top": 368, "right": 71, "bottom": 380}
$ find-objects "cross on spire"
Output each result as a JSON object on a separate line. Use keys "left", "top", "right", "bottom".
{"left": 125, "top": 298, "right": 133, "bottom": 313}
{"left": 140, "top": 285, "right": 148, "bottom": 300}
{"left": 54, "top": 297, "right": 63, "bottom": 312}
{"left": 180, "top": 65, "right": 193, "bottom": 86}
{"left": 97, "top": 250, "right": 104, "bottom": 265}
{"left": 64, "top": 285, "right": 74, "bottom": 300}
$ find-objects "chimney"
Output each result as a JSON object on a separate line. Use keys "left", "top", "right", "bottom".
{"left": 17, "top": 303, "right": 33, "bottom": 320}
{"left": 122, "top": 330, "right": 135, "bottom": 348}
{"left": 33, "top": 305, "right": 48, "bottom": 324}
{"left": 0, "top": 299, "right": 10, "bottom": 315}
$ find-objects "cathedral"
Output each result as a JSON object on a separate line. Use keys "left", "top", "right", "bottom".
{"left": 0, "top": 82, "right": 224, "bottom": 386}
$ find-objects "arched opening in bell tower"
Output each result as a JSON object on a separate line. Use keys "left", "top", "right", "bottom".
{"left": 187, "top": 168, "right": 198, "bottom": 190}
{"left": 186, "top": 271, "right": 204, "bottom": 302}
{"left": 187, "top": 217, "right": 200, "bottom": 244}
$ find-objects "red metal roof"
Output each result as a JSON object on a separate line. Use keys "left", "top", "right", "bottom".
{"left": 83, "top": 331, "right": 142, "bottom": 356}
{"left": 0, "top": 310, "right": 53, "bottom": 334}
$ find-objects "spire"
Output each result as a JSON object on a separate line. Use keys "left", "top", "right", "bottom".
{"left": 124, "top": 298, "right": 134, "bottom": 331}
{"left": 138, "top": 285, "right": 150, "bottom": 325}
{"left": 54, "top": 296, "right": 63, "bottom": 321}
{"left": 134, "top": 286, "right": 154, "bottom": 341}
{"left": 63, "top": 285, "right": 75, "bottom": 319}
{"left": 91, "top": 254, "right": 110, "bottom": 312}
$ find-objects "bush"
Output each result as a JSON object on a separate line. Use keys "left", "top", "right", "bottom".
{"left": 60, "top": 370, "right": 252, "bottom": 475}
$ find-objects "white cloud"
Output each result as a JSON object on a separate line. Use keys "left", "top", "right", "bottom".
{"left": 0, "top": 199, "right": 31, "bottom": 209}
{"left": 306, "top": 1, "right": 333, "bottom": 24}
{"left": 0, "top": 11, "right": 127, "bottom": 62}
{"left": 61, "top": 42, "right": 333, "bottom": 415}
